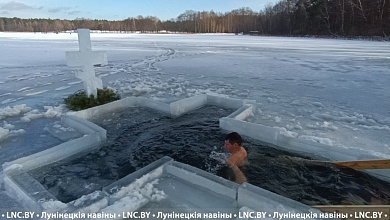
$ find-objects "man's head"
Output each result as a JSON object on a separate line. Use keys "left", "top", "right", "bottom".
{"left": 224, "top": 132, "right": 242, "bottom": 153}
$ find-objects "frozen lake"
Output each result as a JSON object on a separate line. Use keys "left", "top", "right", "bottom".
{"left": 0, "top": 32, "right": 390, "bottom": 211}
{"left": 1, "top": 32, "right": 389, "bottom": 158}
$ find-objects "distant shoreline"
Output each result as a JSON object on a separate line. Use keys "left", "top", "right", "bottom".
{"left": 0, "top": 31, "right": 388, "bottom": 42}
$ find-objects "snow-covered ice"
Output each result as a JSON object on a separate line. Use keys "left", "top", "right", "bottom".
{"left": 1, "top": 32, "right": 389, "bottom": 159}
{"left": 0, "top": 31, "right": 390, "bottom": 213}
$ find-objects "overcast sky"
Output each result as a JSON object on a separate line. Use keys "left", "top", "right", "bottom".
{"left": 0, "top": 0, "right": 280, "bottom": 21}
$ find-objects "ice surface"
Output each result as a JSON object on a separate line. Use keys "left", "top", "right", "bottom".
{"left": 206, "top": 95, "right": 244, "bottom": 109}
{"left": 140, "top": 175, "right": 238, "bottom": 214}
{"left": 109, "top": 166, "right": 165, "bottom": 201}
{"left": 134, "top": 159, "right": 239, "bottom": 216}
{"left": 44, "top": 120, "right": 82, "bottom": 142}
{"left": 233, "top": 106, "right": 255, "bottom": 121}
{"left": 0, "top": 191, "right": 26, "bottom": 218}
{"left": 3, "top": 133, "right": 102, "bottom": 172}
{"left": 91, "top": 159, "right": 172, "bottom": 219}
{"left": 1, "top": 32, "right": 390, "bottom": 212}
{"left": 68, "top": 191, "right": 108, "bottom": 214}
{"left": 3, "top": 170, "right": 62, "bottom": 213}
{"left": 1, "top": 33, "right": 389, "bottom": 158}
{"left": 99, "top": 179, "right": 166, "bottom": 220}
{"left": 103, "top": 156, "right": 173, "bottom": 196}
{"left": 0, "top": 104, "right": 31, "bottom": 120}
{"left": 169, "top": 94, "right": 207, "bottom": 117}
{"left": 220, "top": 117, "right": 279, "bottom": 145}
{"left": 0, "top": 104, "right": 66, "bottom": 150}
{"left": 3, "top": 174, "right": 42, "bottom": 212}
{"left": 0, "top": 118, "right": 64, "bottom": 169}
{"left": 277, "top": 133, "right": 363, "bottom": 161}
{"left": 0, "top": 127, "right": 10, "bottom": 142}
{"left": 225, "top": 105, "right": 254, "bottom": 120}
{"left": 0, "top": 105, "right": 30, "bottom": 143}
{"left": 62, "top": 115, "right": 106, "bottom": 140}
{"left": 166, "top": 161, "right": 238, "bottom": 200}
{"left": 137, "top": 97, "right": 170, "bottom": 115}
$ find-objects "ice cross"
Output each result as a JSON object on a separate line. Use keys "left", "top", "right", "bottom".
{"left": 66, "top": 29, "right": 108, "bottom": 97}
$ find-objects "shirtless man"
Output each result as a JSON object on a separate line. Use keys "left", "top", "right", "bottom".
{"left": 224, "top": 132, "right": 248, "bottom": 184}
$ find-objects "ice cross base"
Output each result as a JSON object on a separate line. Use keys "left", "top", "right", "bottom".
{"left": 66, "top": 29, "right": 108, "bottom": 97}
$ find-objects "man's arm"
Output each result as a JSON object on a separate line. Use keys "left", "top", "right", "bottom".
{"left": 231, "top": 164, "right": 247, "bottom": 184}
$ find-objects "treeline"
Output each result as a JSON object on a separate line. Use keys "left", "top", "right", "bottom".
{"left": 0, "top": 0, "right": 388, "bottom": 37}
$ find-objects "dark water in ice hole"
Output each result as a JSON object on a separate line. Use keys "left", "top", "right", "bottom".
{"left": 29, "top": 106, "right": 390, "bottom": 205}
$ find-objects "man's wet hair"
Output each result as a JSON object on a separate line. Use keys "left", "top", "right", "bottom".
{"left": 225, "top": 132, "right": 242, "bottom": 146}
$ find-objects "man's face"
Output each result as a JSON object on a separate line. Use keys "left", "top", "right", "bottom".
{"left": 224, "top": 140, "right": 236, "bottom": 153}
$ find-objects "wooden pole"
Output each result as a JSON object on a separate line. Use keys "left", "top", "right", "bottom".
{"left": 332, "top": 159, "right": 390, "bottom": 170}
{"left": 289, "top": 157, "right": 390, "bottom": 170}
